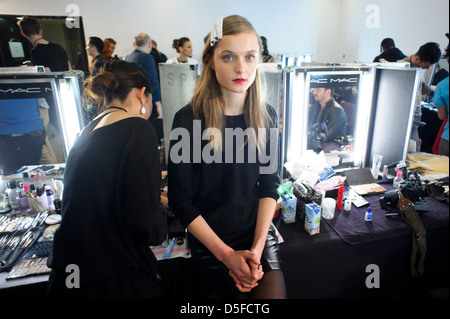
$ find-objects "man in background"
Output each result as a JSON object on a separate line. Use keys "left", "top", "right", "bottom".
{"left": 86, "top": 36, "right": 107, "bottom": 76}
{"left": 308, "top": 86, "right": 348, "bottom": 143}
{"left": 125, "top": 33, "right": 163, "bottom": 119}
{"left": 401, "top": 42, "right": 441, "bottom": 151}
{"left": 18, "top": 16, "right": 70, "bottom": 72}
{"left": 373, "top": 37, "right": 406, "bottom": 62}
{"left": 18, "top": 16, "right": 70, "bottom": 164}
{"left": 103, "top": 38, "right": 118, "bottom": 61}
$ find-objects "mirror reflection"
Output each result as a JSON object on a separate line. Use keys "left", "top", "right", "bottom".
{"left": 0, "top": 14, "right": 87, "bottom": 175}
{"left": 0, "top": 72, "right": 85, "bottom": 176}
{"left": 306, "top": 73, "right": 360, "bottom": 161}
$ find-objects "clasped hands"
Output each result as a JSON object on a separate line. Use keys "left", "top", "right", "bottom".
{"left": 224, "top": 250, "right": 264, "bottom": 293}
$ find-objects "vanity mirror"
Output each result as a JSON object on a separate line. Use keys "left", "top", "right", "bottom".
{"left": 281, "top": 63, "right": 423, "bottom": 176}
{"left": 0, "top": 70, "right": 86, "bottom": 175}
{"left": 282, "top": 65, "right": 373, "bottom": 172}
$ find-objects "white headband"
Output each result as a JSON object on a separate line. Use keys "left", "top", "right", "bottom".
{"left": 210, "top": 17, "right": 223, "bottom": 47}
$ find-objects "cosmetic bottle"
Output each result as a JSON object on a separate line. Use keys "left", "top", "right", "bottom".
{"left": 344, "top": 199, "right": 352, "bottom": 213}
{"left": 16, "top": 184, "right": 31, "bottom": 215}
{"left": 0, "top": 170, "right": 11, "bottom": 213}
{"left": 336, "top": 185, "right": 344, "bottom": 210}
{"left": 364, "top": 206, "right": 372, "bottom": 222}
{"left": 393, "top": 168, "right": 403, "bottom": 188}
{"left": 35, "top": 187, "right": 49, "bottom": 211}
{"left": 5, "top": 181, "right": 19, "bottom": 211}
{"left": 45, "top": 185, "right": 55, "bottom": 210}
{"left": 0, "top": 169, "right": 5, "bottom": 194}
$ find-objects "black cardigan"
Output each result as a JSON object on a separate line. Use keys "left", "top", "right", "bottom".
{"left": 167, "top": 105, "right": 279, "bottom": 247}
{"left": 48, "top": 116, "right": 166, "bottom": 298}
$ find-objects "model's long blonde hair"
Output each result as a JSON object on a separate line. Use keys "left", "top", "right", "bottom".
{"left": 190, "top": 15, "right": 269, "bottom": 150}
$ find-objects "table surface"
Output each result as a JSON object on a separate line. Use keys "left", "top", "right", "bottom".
{"left": 1, "top": 193, "right": 448, "bottom": 298}
{"left": 276, "top": 193, "right": 449, "bottom": 298}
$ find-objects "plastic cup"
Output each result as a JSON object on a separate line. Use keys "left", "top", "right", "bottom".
{"left": 322, "top": 197, "right": 336, "bottom": 220}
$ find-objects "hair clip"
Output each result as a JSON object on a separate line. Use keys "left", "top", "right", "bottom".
{"left": 210, "top": 16, "right": 223, "bottom": 47}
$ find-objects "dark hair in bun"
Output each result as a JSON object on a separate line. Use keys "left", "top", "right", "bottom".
{"left": 84, "top": 60, "right": 152, "bottom": 112}
{"left": 172, "top": 37, "right": 190, "bottom": 53}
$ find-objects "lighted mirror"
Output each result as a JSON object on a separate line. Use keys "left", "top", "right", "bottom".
{"left": 0, "top": 70, "right": 86, "bottom": 175}
{"left": 0, "top": 14, "right": 88, "bottom": 175}
{"left": 306, "top": 68, "right": 373, "bottom": 168}
{"left": 282, "top": 65, "right": 373, "bottom": 172}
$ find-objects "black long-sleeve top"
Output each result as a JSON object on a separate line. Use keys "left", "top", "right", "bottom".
{"left": 48, "top": 116, "right": 166, "bottom": 297}
{"left": 167, "top": 105, "right": 279, "bottom": 247}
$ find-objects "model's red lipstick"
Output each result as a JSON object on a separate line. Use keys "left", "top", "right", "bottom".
{"left": 232, "top": 78, "right": 247, "bottom": 84}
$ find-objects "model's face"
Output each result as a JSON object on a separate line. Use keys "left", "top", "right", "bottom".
{"left": 212, "top": 32, "right": 260, "bottom": 95}
{"left": 180, "top": 41, "right": 193, "bottom": 57}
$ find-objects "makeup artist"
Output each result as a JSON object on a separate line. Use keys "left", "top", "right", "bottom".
{"left": 47, "top": 60, "right": 167, "bottom": 298}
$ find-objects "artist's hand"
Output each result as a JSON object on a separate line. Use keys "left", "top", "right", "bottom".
{"left": 223, "top": 250, "right": 261, "bottom": 292}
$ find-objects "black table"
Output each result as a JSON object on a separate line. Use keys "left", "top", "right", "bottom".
{"left": 1, "top": 195, "right": 448, "bottom": 299}
{"left": 277, "top": 192, "right": 449, "bottom": 298}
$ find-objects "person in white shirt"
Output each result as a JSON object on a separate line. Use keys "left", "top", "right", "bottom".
{"left": 166, "top": 37, "right": 198, "bottom": 64}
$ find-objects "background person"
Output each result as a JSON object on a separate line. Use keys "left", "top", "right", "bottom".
{"left": 400, "top": 42, "right": 441, "bottom": 151}
{"left": 373, "top": 37, "right": 406, "bottom": 62}
{"left": 18, "top": 16, "right": 71, "bottom": 72}
{"left": 166, "top": 37, "right": 198, "bottom": 64}
{"left": 260, "top": 36, "right": 274, "bottom": 62}
{"left": 308, "top": 86, "right": 348, "bottom": 142}
{"left": 125, "top": 33, "right": 163, "bottom": 119}
{"left": 434, "top": 37, "right": 449, "bottom": 156}
{"left": 18, "top": 16, "right": 70, "bottom": 164}
{"left": 103, "top": 38, "right": 118, "bottom": 61}
{"left": 86, "top": 36, "right": 107, "bottom": 76}
{"left": 150, "top": 39, "right": 167, "bottom": 80}
{"left": 151, "top": 39, "right": 168, "bottom": 65}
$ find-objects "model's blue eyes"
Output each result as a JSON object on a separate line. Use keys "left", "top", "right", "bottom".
{"left": 222, "top": 54, "right": 256, "bottom": 62}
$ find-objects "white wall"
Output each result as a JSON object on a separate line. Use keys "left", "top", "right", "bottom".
{"left": 339, "top": 0, "right": 449, "bottom": 63}
{"left": 1, "top": 0, "right": 448, "bottom": 64}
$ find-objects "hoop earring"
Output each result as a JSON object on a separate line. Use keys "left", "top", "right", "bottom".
{"left": 140, "top": 102, "right": 146, "bottom": 115}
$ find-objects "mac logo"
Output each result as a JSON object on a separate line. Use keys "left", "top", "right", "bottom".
{"left": 0, "top": 87, "right": 52, "bottom": 94}
{"left": 330, "top": 77, "right": 359, "bottom": 83}
{"left": 310, "top": 77, "right": 359, "bottom": 84}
